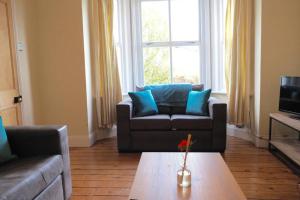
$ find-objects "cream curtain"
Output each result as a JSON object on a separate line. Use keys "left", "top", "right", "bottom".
{"left": 225, "top": 0, "right": 253, "bottom": 126}
{"left": 90, "top": 0, "right": 122, "bottom": 128}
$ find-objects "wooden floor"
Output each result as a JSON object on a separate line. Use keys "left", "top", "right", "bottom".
{"left": 70, "top": 136, "right": 300, "bottom": 200}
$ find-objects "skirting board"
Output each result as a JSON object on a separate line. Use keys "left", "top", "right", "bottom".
{"left": 68, "top": 133, "right": 95, "bottom": 147}
{"left": 227, "top": 125, "right": 269, "bottom": 148}
{"left": 252, "top": 135, "right": 269, "bottom": 148}
{"left": 95, "top": 125, "right": 117, "bottom": 140}
{"left": 227, "top": 125, "right": 253, "bottom": 142}
{"left": 68, "top": 127, "right": 116, "bottom": 147}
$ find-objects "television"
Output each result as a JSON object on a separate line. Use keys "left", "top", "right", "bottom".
{"left": 279, "top": 76, "right": 300, "bottom": 117}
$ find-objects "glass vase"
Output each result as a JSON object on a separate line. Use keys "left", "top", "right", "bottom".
{"left": 177, "top": 168, "right": 191, "bottom": 187}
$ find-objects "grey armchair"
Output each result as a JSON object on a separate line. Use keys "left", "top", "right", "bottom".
{"left": 0, "top": 126, "right": 72, "bottom": 200}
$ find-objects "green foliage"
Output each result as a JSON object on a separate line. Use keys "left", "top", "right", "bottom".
{"left": 144, "top": 48, "right": 170, "bottom": 85}
{"left": 142, "top": 3, "right": 169, "bottom": 42}
{"left": 142, "top": 4, "right": 170, "bottom": 85}
{"left": 141, "top": 3, "right": 199, "bottom": 85}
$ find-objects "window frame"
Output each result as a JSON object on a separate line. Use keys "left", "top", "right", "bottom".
{"left": 132, "top": 0, "right": 202, "bottom": 85}
{"left": 116, "top": 0, "right": 227, "bottom": 94}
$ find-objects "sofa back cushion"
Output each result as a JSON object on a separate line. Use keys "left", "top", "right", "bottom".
{"left": 157, "top": 105, "right": 171, "bottom": 114}
{"left": 143, "top": 84, "right": 192, "bottom": 107}
{"left": 136, "top": 84, "right": 204, "bottom": 114}
{"left": 0, "top": 117, "right": 15, "bottom": 164}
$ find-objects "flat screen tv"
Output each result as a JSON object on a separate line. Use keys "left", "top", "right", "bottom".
{"left": 279, "top": 76, "right": 300, "bottom": 117}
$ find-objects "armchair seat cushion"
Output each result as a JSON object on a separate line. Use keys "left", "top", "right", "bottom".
{"left": 131, "top": 114, "right": 171, "bottom": 130}
{"left": 0, "top": 155, "right": 63, "bottom": 200}
{"left": 171, "top": 114, "right": 212, "bottom": 130}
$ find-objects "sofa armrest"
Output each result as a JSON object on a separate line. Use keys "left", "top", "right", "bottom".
{"left": 208, "top": 97, "right": 227, "bottom": 151}
{"left": 116, "top": 100, "right": 133, "bottom": 151}
{"left": 5, "top": 125, "right": 72, "bottom": 199}
{"left": 6, "top": 125, "right": 68, "bottom": 157}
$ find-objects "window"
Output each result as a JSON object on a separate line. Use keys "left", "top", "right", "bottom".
{"left": 141, "top": 0, "right": 200, "bottom": 85}
{"left": 115, "top": 0, "right": 227, "bottom": 93}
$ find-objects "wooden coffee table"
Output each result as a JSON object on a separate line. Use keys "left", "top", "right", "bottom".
{"left": 129, "top": 153, "right": 246, "bottom": 200}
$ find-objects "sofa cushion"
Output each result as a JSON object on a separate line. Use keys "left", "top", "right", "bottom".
{"left": 171, "top": 106, "right": 186, "bottom": 114}
{"left": 143, "top": 84, "right": 192, "bottom": 107}
{"left": 0, "top": 155, "right": 63, "bottom": 200}
{"left": 157, "top": 105, "right": 171, "bottom": 114}
{"left": 136, "top": 84, "right": 204, "bottom": 92}
{"left": 128, "top": 90, "right": 158, "bottom": 117}
{"left": 0, "top": 117, "right": 16, "bottom": 164}
{"left": 186, "top": 89, "right": 211, "bottom": 116}
{"left": 35, "top": 175, "right": 64, "bottom": 200}
{"left": 131, "top": 114, "right": 171, "bottom": 130}
{"left": 171, "top": 114, "right": 212, "bottom": 130}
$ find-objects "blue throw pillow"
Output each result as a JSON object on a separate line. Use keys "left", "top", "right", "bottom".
{"left": 186, "top": 89, "right": 212, "bottom": 116}
{"left": 128, "top": 90, "right": 158, "bottom": 117}
{"left": 0, "top": 117, "right": 15, "bottom": 163}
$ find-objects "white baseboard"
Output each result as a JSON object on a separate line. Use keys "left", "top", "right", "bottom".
{"left": 68, "top": 133, "right": 96, "bottom": 147}
{"left": 227, "top": 125, "right": 253, "bottom": 142}
{"left": 227, "top": 124, "right": 269, "bottom": 148}
{"left": 88, "top": 132, "right": 96, "bottom": 146}
{"left": 68, "top": 126, "right": 116, "bottom": 147}
{"left": 95, "top": 125, "right": 117, "bottom": 141}
{"left": 252, "top": 135, "right": 269, "bottom": 148}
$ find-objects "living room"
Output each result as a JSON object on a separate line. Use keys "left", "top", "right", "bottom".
{"left": 0, "top": 0, "right": 300, "bottom": 199}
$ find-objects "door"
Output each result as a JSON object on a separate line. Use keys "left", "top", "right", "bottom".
{"left": 0, "top": 0, "right": 22, "bottom": 125}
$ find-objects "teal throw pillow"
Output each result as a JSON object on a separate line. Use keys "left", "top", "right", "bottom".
{"left": 186, "top": 89, "right": 212, "bottom": 116}
{"left": 0, "top": 117, "right": 16, "bottom": 163}
{"left": 128, "top": 90, "right": 158, "bottom": 117}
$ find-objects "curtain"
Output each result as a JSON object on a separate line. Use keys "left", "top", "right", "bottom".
{"left": 90, "top": 0, "right": 122, "bottom": 128}
{"left": 225, "top": 0, "right": 253, "bottom": 126}
{"left": 198, "top": 0, "right": 226, "bottom": 92}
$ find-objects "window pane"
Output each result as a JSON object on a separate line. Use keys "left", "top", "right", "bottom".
{"left": 142, "top": 1, "right": 169, "bottom": 42}
{"left": 171, "top": 0, "right": 199, "bottom": 41}
{"left": 172, "top": 46, "right": 200, "bottom": 84}
{"left": 143, "top": 47, "right": 170, "bottom": 85}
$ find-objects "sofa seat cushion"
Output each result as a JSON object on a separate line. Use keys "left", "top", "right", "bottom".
{"left": 0, "top": 155, "right": 63, "bottom": 200}
{"left": 131, "top": 114, "right": 171, "bottom": 130}
{"left": 171, "top": 114, "right": 212, "bottom": 130}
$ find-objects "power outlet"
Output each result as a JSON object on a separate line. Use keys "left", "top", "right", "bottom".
{"left": 16, "top": 42, "right": 25, "bottom": 52}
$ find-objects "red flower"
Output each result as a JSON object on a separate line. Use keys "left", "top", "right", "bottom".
{"left": 178, "top": 139, "right": 188, "bottom": 148}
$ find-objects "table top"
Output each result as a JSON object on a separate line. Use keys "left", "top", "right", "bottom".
{"left": 129, "top": 152, "right": 246, "bottom": 200}
{"left": 270, "top": 112, "right": 300, "bottom": 132}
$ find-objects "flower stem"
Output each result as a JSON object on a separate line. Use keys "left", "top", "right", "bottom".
{"left": 182, "top": 134, "right": 192, "bottom": 184}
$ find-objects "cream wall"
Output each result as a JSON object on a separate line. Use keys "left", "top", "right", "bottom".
{"left": 14, "top": 0, "right": 300, "bottom": 146}
{"left": 13, "top": 0, "right": 37, "bottom": 125}
{"left": 254, "top": 0, "right": 300, "bottom": 140}
{"left": 13, "top": 0, "right": 92, "bottom": 146}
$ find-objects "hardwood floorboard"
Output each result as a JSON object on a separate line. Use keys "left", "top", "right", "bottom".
{"left": 70, "top": 136, "right": 300, "bottom": 200}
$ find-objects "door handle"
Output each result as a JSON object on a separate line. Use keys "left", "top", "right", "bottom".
{"left": 14, "top": 95, "right": 23, "bottom": 104}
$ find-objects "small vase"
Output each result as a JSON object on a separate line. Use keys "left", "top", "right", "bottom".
{"left": 177, "top": 168, "right": 191, "bottom": 187}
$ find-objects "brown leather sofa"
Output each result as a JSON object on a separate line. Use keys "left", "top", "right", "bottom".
{"left": 117, "top": 96, "right": 227, "bottom": 152}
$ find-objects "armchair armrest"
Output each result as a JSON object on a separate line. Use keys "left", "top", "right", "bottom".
{"left": 208, "top": 97, "right": 227, "bottom": 151}
{"left": 5, "top": 125, "right": 72, "bottom": 199}
{"left": 116, "top": 100, "right": 133, "bottom": 151}
{"left": 6, "top": 125, "right": 68, "bottom": 157}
